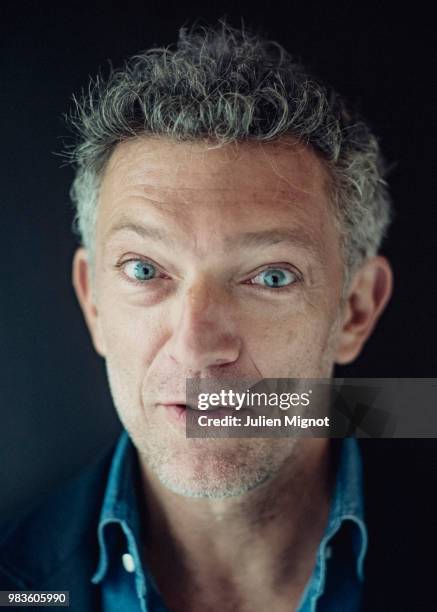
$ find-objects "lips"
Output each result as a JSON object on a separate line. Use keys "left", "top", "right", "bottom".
{"left": 159, "top": 402, "right": 193, "bottom": 425}
{"left": 160, "top": 402, "right": 229, "bottom": 413}
{"left": 160, "top": 402, "right": 196, "bottom": 411}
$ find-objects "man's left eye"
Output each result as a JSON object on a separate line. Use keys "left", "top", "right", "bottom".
{"left": 250, "top": 268, "right": 298, "bottom": 288}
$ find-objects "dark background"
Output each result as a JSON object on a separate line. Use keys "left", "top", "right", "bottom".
{"left": 1, "top": 1, "right": 435, "bottom": 521}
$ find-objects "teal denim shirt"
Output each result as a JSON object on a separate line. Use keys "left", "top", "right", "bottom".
{"left": 92, "top": 432, "right": 367, "bottom": 611}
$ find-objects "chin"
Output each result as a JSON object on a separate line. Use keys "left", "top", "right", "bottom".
{"left": 140, "top": 437, "right": 292, "bottom": 499}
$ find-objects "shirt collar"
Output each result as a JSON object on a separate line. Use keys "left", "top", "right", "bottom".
{"left": 298, "top": 437, "right": 368, "bottom": 610}
{"left": 325, "top": 437, "right": 368, "bottom": 580}
{"left": 91, "top": 429, "right": 145, "bottom": 588}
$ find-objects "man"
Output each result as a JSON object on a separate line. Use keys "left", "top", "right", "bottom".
{"left": 0, "top": 22, "right": 402, "bottom": 611}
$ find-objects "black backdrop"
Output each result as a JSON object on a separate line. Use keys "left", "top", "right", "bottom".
{"left": 1, "top": 1, "right": 436, "bottom": 521}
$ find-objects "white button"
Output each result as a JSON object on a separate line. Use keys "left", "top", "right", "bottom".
{"left": 325, "top": 545, "right": 333, "bottom": 559}
{"left": 122, "top": 553, "right": 135, "bottom": 573}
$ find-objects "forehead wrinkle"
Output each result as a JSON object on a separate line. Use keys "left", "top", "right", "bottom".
{"left": 102, "top": 184, "right": 193, "bottom": 231}
{"left": 110, "top": 141, "right": 321, "bottom": 205}
{"left": 128, "top": 189, "right": 186, "bottom": 215}
{"left": 104, "top": 219, "right": 176, "bottom": 247}
{"left": 124, "top": 156, "right": 315, "bottom": 200}
{"left": 137, "top": 185, "right": 310, "bottom": 217}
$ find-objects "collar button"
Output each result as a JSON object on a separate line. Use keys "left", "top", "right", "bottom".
{"left": 122, "top": 552, "right": 136, "bottom": 573}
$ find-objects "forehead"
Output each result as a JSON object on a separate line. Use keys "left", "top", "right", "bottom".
{"left": 99, "top": 136, "right": 330, "bottom": 201}
{"left": 97, "top": 137, "right": 338, "bottom": 255}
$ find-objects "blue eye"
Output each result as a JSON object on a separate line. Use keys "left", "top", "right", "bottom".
{"left": 125, "top": 260, "right": 157, "bottom": 281}
{"left": 252, "top": 268, "right": 297, "bottom": 288}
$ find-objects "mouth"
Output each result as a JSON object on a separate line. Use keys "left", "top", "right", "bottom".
{"left": 161, "top": 402, "right": 196, "bottom": 411}
{"left": 159, "top": 402, "right": 242, "bottom": 426}
{"left": 159, "top": 402, "right": 195, "bottom": 424}
{"left": 160, "top": 401, "right": 248, "bottom": 427}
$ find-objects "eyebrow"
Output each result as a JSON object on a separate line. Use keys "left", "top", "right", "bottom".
{"left": 105, "top": 220, "right": 321, "bottom": 262}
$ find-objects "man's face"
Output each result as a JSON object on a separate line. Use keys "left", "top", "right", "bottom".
{"left": 84, "top": 137, "right": 346, "bottom": 497}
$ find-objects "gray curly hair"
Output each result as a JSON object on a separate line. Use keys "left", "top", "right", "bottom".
{"left": 65, "top": 22, "right": 393, "bottom": 291}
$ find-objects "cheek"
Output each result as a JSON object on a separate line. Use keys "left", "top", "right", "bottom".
{"left": 99, "top": 301, "right": 171, "bottom": 429}
{"left": 243, "top": 304, "right": 339, "bottom": 377}
{"left": 99, "top": 298, "right": 167, "bottom": 382}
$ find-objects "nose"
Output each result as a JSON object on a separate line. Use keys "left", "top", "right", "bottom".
{"left": 166, "top": 278, "right": 242, "bottom": 374}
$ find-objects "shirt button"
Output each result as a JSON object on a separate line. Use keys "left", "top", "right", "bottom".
{"left": 122, "top": 552, "right": 136, "bottom": 573}
{"left": 325, "top": 545, "right": 333, "bottom": 560}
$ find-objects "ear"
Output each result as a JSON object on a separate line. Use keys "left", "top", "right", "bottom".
{"left": 72, "top": 247, "right": 107, "bottom": 357}
{"left": 335, "top": 255, "right": 393, "bottom": 364}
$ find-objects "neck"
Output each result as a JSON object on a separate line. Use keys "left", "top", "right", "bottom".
{"left": 138, "top": 439, "right": 335, "bottom": 611}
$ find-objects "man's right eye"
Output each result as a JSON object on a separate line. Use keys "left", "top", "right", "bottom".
{"left": 125, "top": 261, "right": 156, "bottom": 280}
{"left": 124, "top": 260, "right": 157, "bottom": 281}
